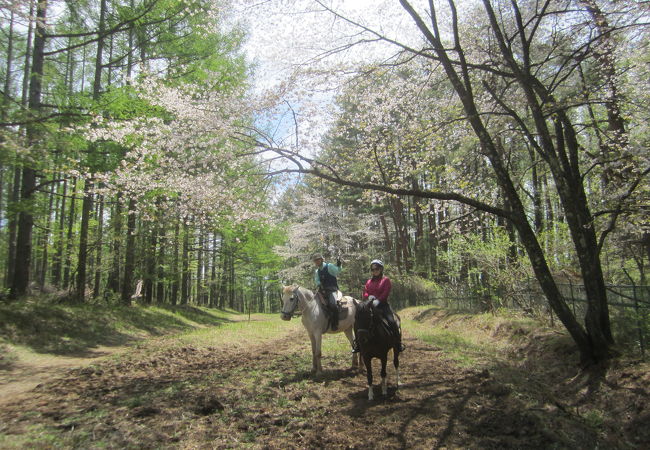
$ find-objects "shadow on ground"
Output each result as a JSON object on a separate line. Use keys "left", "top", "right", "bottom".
{"left": 0, "top": 301, "right": 233, "bottom": 357}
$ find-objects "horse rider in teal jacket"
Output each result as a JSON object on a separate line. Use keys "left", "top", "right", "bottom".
{"left": 312, "top": 253, "right": 341, "bottom": 331}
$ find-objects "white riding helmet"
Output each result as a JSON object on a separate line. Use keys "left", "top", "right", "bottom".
{"left": 370, "top": 259, "right": 384, "bottom": 268}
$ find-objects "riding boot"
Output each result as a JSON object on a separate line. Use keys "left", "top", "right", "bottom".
{"left": 392, "top": 322, "right": 405, "bottom": 352}
{"left": 331, "top": 308, "right": 339, "bottom": 331}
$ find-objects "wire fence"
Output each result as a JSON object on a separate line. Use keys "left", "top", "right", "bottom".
{"left": 391, "top": 279, "right": 650, "bottom": 358}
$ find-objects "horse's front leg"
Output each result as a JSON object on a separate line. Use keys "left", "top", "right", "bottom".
{"left": 309, "top": 332, "right": 322, "bottom": 375}
{"left": 364, "top": 354, "right": 374, "bottom": 400}
{"left": 393, "top": 346, "right": 400, "bottom": 388}
{"left": 344, "top": 328, "right": 358, "bottom": 369}
{"left": 309, "top": 333, "right": 321, "bottom": 375}
{"left": 380, "top": 356, "right": 388, "bottom": 396}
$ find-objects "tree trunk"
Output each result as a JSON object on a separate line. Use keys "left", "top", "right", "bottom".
{"left": 51, "top": 179, "right": 66, "bottom": 285}
{"left": 2, "top": 10, "right": 15, "bottom": 119}
{"left": 75, "top": 180, "right": 93, "bottom": 302}
{"left": 5, "top": 168, "right": 20, "bottom": 288}
{"left": 121, "top": 198, "right": 137, "bottom": 306}
{"left": 156, "top": 220, "right": 166, "bottom": 304}
{"left": 181, "top": 221, "right": 190, "bottom": 304}
{"left": 93, "top": 194, "right": 104, "bottom": 298}
{"left": 144, "top": 220, "right": 157, "bottom": 305}
{"left": 106, "top": 193, "right": 122, "bottom": 294}
{"left": 399, "top": 0, "right": 606, "bottom": 364}
{"left": 63, "top": 178, "right": 77, "bottom": 289}
{"left": 39, "top": 178, "right": 56, "bottom": 288}
{"left": 209, "top": 233, "right": 218, "bottom": 308}
{"left": 170, "top": 220, "right": 180, "bottom": 306}
{"left": 10, "top": 0, "right": 48, "bottom": 299}
{"left": 196, "top": 228, "right": 203, "bottom": 304}
{"left": 76, "top": 0, "right": 107, "bottom": 303}
{"left": 21, "top": 0, "right": 35, "bottom": 107}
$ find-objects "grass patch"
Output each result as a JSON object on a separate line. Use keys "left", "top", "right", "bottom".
{"left": 0, "top": 424, "right": 63, "bottom": 449}
{"left": 0, "top": 343, "right": 18, "bottom": 369}
{"left": 175, "top": 313, "right": 300, "bottom": 349}
{"left": 0, "top": 298, "right": 238, "bottom": 357}
{"left": 401, "top": 306, "right": 545, "bottom": 367}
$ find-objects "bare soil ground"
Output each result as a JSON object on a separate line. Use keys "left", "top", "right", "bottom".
{"left": 0, "top": 345, "right": 126, "bottom": 405}
{"left": 0, "top": 310, "right": 648, "bottom": 449}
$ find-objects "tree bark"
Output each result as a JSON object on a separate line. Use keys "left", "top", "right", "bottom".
{"left": 120, "top": 198, "right": 137, "bottom": 306}
{"left": 5, "top": 168, "right": 20, "bottom": 288}
{"left": 181, "top": 221, "right": 190, "bottom": 304}
{"left": 156, "top": 220, "right": 166, "bottom": 304}
{"left": 106, "top": 193, "right": 122, "bottom": 294}
{"left": 170, "top": 220, "right": 180, "bottom": 305}
{"left": 10, "top": 0, "right": 48, "bottom": 299}
{"left": 75, "top": 180, "right": 93, "bottom": 302}
{"left": 93, "top": 194, "right": 104, "bottom": 298}
{"left": 63, "top": 178, "right": 77, "bottom": 289}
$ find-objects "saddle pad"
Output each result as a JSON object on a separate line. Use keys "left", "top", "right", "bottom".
{"left": 317, "top": 290, "right": 343, "bottom": 307}
{"left": 317, "top": 292, "right": 351, "bottom": 320}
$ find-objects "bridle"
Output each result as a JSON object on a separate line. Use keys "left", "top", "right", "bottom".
{"left": 281, "top": 287, "right": 301, "bottom": 320}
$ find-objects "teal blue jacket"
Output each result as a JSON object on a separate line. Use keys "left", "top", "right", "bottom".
{"left": 313, "top": 262, "right": 341, "bottom": 288}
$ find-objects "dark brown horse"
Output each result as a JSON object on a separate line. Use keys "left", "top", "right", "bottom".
{"left": 354, "top": 300, "right": 401, "bottom": 400}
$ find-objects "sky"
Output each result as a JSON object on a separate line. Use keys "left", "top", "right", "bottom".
{"left": 226, "top": 0, "right": 418, "bottom": 160}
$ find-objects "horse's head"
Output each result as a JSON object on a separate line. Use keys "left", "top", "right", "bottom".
{"left": 354, "top": 300, "right": 375, "bottom": 344}
{"left": 280, "top": 285, "right": 300, "bottom": 321}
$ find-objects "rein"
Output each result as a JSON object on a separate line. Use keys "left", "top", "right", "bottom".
{"left": 356, "top": 301, "right": 375, "bottom": 337}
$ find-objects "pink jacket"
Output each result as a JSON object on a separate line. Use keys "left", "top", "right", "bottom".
{"left": 363, "top": 276, "right": 392, "bottom": 303}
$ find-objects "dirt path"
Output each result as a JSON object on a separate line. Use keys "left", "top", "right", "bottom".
{"left": 0, "top": 345, "right": 128, "bottom": 407}
{"left": 0, "top": 323, "right": 606, "bottom": 449}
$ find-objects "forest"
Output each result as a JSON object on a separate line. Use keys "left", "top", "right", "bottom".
{"left": 1, "top": 0, "right": 649, "bottom": 447}
{"left": 0, "top": 0, "right": 649, "bottom": 384}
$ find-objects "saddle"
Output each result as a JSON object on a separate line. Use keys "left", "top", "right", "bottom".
{"left": 316, "top": 290, "right": 351, "bottom": 320}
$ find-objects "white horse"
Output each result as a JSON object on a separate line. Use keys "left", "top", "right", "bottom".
{"left": 281, "top": 285, "right": 360, "bottom": 375}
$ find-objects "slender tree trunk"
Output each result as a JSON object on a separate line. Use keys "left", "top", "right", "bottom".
{"left": 76, "top": 0, "right": 107, "bottom": 302}
{"left": 210, "top": 233, "right": 218, "bottom": 308}
{"left": 4, "top": 4, "right": 28, "bottom": 287}
{"left": 121, "top": 198, "right": 136, "bottom": 306}
{"left": 39, "top": 178, "right": 56, "bottom": 288}
{"left": 63, "top": 178, "right": 77, "bottom": 289}
{"left": 196, "top": 228, "right": 203, "bottom": 304}
{"left": 5, "top": 169, "right": 20, "bottom": 288}
{"left": 75, "top": 180, "right": 93, "bottom": 302}
{"left": 156, "top": 220, "right": 166, "bottom": 304}
{"left": 228, "top": 248, "right": 235, "bottom": 310}
{"left": 93, "top": 194, "right": 104, "bottom": 297}
{"left": 528, "top": 147, "right": 543, "bottom": 233}
{"left": 106, "top": 193, "right": 122, "bottom": 293}
{"left": 144, "top": 220, "right": 157, "bottom": 305}
{"left": 170, "top": 220, "right": 180, "bottom": 305}
{"left": 2, "top": 10, "right": 15, "bottom": 118}
{"left": 21, "top": 0, "right": 35, "bottom": 107}
{"left": 10, "top": 0, "right": 48, "bottom": 299}
{"left": 52, "top": 180, "right": 66, "bottom": 285}
{"left": 181, "top": 222, "right": 190, "bottom": 304}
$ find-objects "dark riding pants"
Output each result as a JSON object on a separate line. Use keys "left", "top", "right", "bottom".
{"left": 374, "top": 301, "right": 396, "bottom": 328}
{"left": 322, "top": 289, "right": 338, "bottom": 330}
